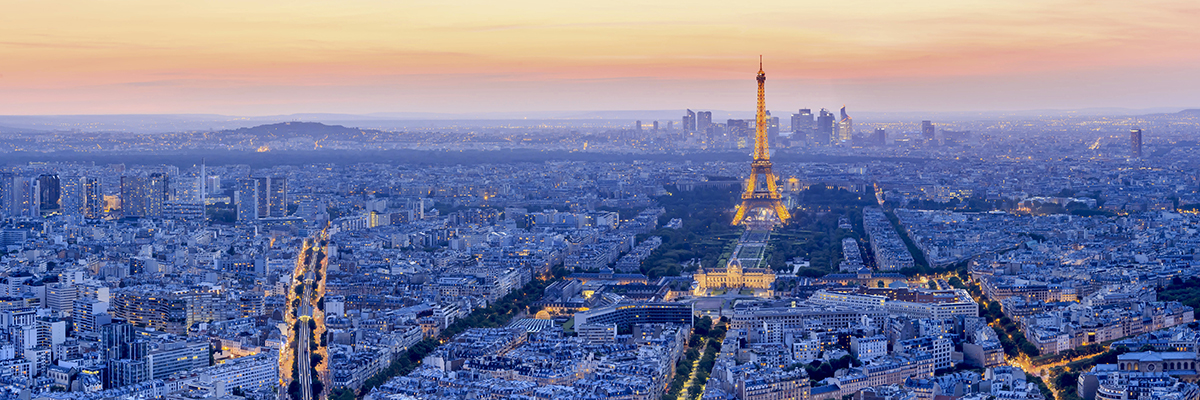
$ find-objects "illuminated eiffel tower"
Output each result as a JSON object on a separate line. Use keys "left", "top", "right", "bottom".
{"left": 731, "top": 57, "right": 791, "bottom": 226}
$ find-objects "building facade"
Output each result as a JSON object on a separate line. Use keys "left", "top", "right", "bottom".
{"left": 693, "top": 259, "right": 775, "bottom": 296}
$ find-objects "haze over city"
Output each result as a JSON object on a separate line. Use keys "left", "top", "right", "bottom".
{"left": 4, "top": 0, "right": 1200, "bottom": 115}
{"left": 4, "top": 2, "right": 1200, "bottom": 400}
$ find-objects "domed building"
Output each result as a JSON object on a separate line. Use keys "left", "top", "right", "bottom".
{"left": 693, "top": 258, "right": 774, "bottom": 297}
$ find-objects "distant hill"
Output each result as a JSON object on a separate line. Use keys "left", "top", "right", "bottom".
{"left": 0, "top": 125, "right": 46, "bottom": 135}
{"left": 221, "top": 121, "right": 389, "bottom": 140}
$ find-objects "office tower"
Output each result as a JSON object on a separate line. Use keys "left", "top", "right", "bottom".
{"left": 1131, "top": 128, "right": 1143, "bottom": 158}
{"left": 235, "top": 178, "right": 258, "bottom": 221}
{"left": 170, "top": 170, "right": 201, "bottom": 205}
{"left": 60, "top": 176, "right": 84, "bottom": 216}
{"left": 25, "top": 177, "right": 40, "bottom": 217}
{"left": 697, "top": 111, "right": 712, "bottom": 134}
{"left": 635, "top": 120, "right": 642, "bottom": 131}
{"left": 792, "top": 109, "right": 813, "bottom": 133}
{"left": 254, "top": 177, "right": 272, "bottom": 218}
{"left": 204, "top": 175, "right": 220, "bottom": 195}
{"left": 146, "top": 173, "right": 169, "bottom": 218}
{"left": 199, "top": 159, "right": 206, "bottom": 201}
{"left": 1, "top": 176, "right": 39, "bottom": 218}
{"left": 119, "top": 174, "right": 167, "bottom": 219}
{"left": 120, "top": 176, "right": 146, "bottom": 218}
{"left": 922, "top": 120, "right": 936, "bottom": 141}
{"left": 667, "top": 120, "right": 673, "bottom": 132}
{"left": 177, "top": 175, "right": 201, "bottom": 204}
{"left": 727, "top": 119, "right": 750, "bottom": 137}
{"left": 7, "top": 176, "right": 41, "bottom": 218}
{"left": 838, "top": 106, "right": 853, "bottom": 141}
{"left": 234, "top": 176, "right": 287, "bottom": 220}
{"left": 731, "top": 59, "right": 790, "bottom": 226}
{"left": 816, "top": 109, "right": 836, "bottom": 145}
{"left": 0, "top": 173, "right": 10, "bottom": 218}
{"left": 683, "top": 109, "right": 696, "bottom": 132}
{"left": 30, "top": 178, "right": 42, "bottom": 216}
{"left": 82, "top": 177, "right": 102, "bottom": 219}
{"left": 652, "top": 121, "right": 659, "bottom": 133}
{"left": 36, "top": 174, "right": 60, "bottom": 214}
{"left": 873, "top": 128, "right": 887, "bottom": 146}
{"left": 255, "top": 177, "right": 287, "bottom": 218}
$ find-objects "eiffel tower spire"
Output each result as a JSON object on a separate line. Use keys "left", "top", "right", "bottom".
{"left": 732, "top": 58, "right": 791, "bottom": 226}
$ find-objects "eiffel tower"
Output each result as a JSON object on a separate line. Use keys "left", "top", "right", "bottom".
{"left": 731, "top": 57, "right": 791, "bottom": 226}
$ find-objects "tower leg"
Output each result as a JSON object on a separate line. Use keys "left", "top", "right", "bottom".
{"left": 731, "top": 206, "right": 747, "bottom": 226}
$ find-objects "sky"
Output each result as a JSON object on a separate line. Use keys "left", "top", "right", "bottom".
{"left": 2, "top": 0, "right": 1200, "bottom": 116}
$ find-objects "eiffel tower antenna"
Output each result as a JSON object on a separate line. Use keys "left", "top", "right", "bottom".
{"left": 732, "top": 57, "right": 791, "bottom": 226}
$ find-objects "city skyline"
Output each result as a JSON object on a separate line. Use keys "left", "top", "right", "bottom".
{"left": 3, "top": 0, "right": 1200, "bottom": 115}
{"left": 3, "top": 2, "right": 1200, "bottom": 399}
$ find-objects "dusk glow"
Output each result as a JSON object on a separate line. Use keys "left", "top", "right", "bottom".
{"left": 4, "top": 3, "right": 1200, "bottom": 400}
{"left": 4, "top": 0, "right": 1200, "bottom": 115}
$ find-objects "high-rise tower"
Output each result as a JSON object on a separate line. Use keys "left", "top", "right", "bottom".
{"left": 37, "top": 174, "right": 60, "bottom": 215}
{"left": 791, "top": 109, "right": 813, "bottom": 132}
{"left": 1131, "top": 128, "right": 1143, "bottom": 158}
{"left": 199, "top": 158, "right": 206, "bottom": 202}
{"left": 732, "top": 58, "right": 791, "bottom": 226}
{"left": 921, "top": 120, "right": 936, "bottom": 141}
{"left": 838, "top": 106, "right": 853, "bottom": 141}
{"left": 697, "top": 111, "right": 712, "bottom": 134}
{"left": 816, "top": 109, "right": 835, "bottom": 145}
{"left": 120, "top": 176, "right": 147, "bottom": 218}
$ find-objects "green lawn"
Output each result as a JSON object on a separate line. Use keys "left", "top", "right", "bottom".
{"left": 561, "top": 317, "right": 575, "bottom": 334}
{"left": 736, "top": 245, "right": 765, "bottom": 260}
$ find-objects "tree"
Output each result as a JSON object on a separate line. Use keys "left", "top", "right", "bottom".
{"left": 1020, "top": 342, "right": 1040, "bottom": 357}
{"left": 331, "top": 388, "right": 355, "bottom": 400}
{"left": 695, "top": 316, "right": 712, "bottom": 336}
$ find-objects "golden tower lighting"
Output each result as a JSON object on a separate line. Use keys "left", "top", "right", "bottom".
{"left": 731, "top": 57, "right": 791, "bottom": 226}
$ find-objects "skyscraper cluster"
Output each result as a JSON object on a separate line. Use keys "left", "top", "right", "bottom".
{"left": 676, "top": 105, "right": 945, "bottom": 148}
{"left": 1, "top": 174, "right": 103, "bottom": 219}
{"left": 235, "top": 177, "right": 288, "bottom": 221}
{"left": 120, "top": 173, "right": 169, "bottom": 219}
{"left": 0, "top": 167, "right": 217, "bottom": 221}
{"left": 790, "top": 106, "right": 878, "bottom": 147}
{"left": 679, "top": 109, "right": 779, "bottom": 149}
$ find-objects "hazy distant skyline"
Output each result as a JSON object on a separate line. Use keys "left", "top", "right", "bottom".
{"left": 4, "top": 0, "right": 1200, "bottom": 115}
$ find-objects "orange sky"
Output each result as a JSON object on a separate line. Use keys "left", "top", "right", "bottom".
{"left": 2, "top": 0, "right": 1199, "bottom": 115}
